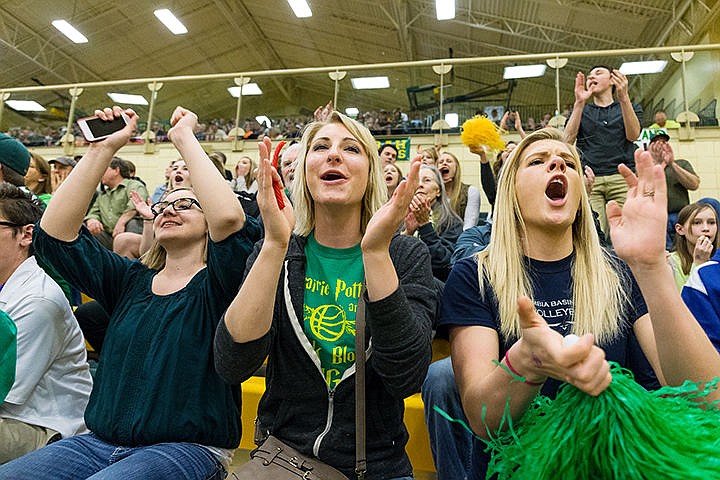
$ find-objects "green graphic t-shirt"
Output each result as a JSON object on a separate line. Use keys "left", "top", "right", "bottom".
{"left": 303, "top": 233, "right": 364, "bottom": 389}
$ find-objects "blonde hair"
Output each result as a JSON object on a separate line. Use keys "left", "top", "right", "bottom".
{"left": 476, "top": 128, "right": 627, "bottom": 344}
{"left": 291, "top": 111, "right": 387, "bottom": 236}
{"left": 440, "top": 151, "right": 464, "bottom": 214}
{"left": 235, "top": 156, "right": 257, "bottom": 188}
{"left": 420, "top": 147, "right": 439, "bottom": 165}
{"left": 140, "top": 187, "right": 208, "bottom": 270}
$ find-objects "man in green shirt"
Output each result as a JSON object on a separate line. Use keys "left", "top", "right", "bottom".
{"left": 84, "top": 157, "right": 148, "bottom": 258}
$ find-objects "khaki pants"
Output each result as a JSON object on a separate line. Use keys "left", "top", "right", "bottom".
{"left": 0, "top": 418, "right": 59, "bottom": 464}
{"left": 589, "top": 173, "right": 629, "bottom": 239}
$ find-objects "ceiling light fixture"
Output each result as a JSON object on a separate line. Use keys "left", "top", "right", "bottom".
{"left": 107, "top": 93, "right": 149, "bottom": 105}
{"left": 619, "top": 60, "right": 667, "bottom": 75}
{"left": 154, "top": 9, "right": 188, "bottom": 35}
{"left": 5, "top": 100, "right": 46, "bottom": 112}
{"left": 351, "top": 76, "right": 390, "bottom": 90}
{"left": 436, "top": 0, "right": 455, "bottom": 20}
{"left": 51, "top": 20, "right": 88, "bottom": 43}
{"left": 503, "top": 64, "right": 547, "bottom": 79}
{"left": 287, "top": 0, "right": 312, "bottom": 18}
{"left": 227, "top": 84, "right": 263, "bottom": 97}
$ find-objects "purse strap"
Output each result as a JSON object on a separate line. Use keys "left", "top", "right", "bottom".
{"left": 354, "top": 288, "right": 367, "bottom": 479}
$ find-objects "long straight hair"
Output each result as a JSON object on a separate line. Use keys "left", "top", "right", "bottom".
{"left": 440, "top": 151, "right": 464, "bottom": 214}
{"left": 292, "top": 111, "right": 387, "bottom": 236}
{"left": 420, "top": 164, "right": 461, "bottom": 234}
{"left": 476, "top": 128, "right": 627, "bottom": 344}
{"left": 674, "top": 202, "right": 720, "bottom": 274}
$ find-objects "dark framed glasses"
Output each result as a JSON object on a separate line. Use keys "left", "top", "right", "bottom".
{"left": 150, "top": 198, "right": 202, "bottom": 217}
{"left": 0, "top": 221, "right": 24, "bottom": 229}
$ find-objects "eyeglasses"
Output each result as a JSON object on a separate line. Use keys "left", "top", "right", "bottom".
{"left": 0, "top": 221, "right": 24, "bottom": 229}
{"left": 150, "top": 198, "right": 202, "bottom": 218}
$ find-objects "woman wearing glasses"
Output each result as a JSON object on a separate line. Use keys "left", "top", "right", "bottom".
{"left": 0, "top": 106, "right": 260, "bottom": 480}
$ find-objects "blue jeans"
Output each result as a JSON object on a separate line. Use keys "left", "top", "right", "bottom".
{"left": 421, "top": 357, "right": 473, "bottom": 480}
{"left": 0, "top": 433, "right": 225, "bottom": 480}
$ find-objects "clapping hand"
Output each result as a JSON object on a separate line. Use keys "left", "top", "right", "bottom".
{"left": 362, "top": 155, "right": 422, "bottom": 252}
{"left": 574, "top": 72, "right": 593, "bottom": 104}
{"left": 607, "top": 149, "right": 667, "bottom": 269}
{"left": 410, "top": 192, "right": 432, "bottom": 226}
{"left": 257, "top": 136, "right": 294, "bottom": 249}
{"left": 611, "top": 69, "right": 630, "bottom": 101}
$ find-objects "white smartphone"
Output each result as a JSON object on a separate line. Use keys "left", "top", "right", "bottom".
{"left": 77, "top": 113, "right": 129, "bottom": 142}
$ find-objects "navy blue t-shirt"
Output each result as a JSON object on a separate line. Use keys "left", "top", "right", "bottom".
{"left": 439, "top": 253, "right": 660, "bottom": 479}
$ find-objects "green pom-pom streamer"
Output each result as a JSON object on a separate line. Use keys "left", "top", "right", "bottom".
{"left": 435, "top": 362, "right": 720, "bottom": 480}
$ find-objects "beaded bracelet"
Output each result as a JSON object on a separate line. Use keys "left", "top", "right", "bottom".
{"left": 504, "top": 351, "right": 545, "bottom": 387}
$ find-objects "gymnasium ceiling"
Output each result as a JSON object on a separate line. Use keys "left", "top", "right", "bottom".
{"left": 1, "top": 0, "right": 719, "bottom": 128}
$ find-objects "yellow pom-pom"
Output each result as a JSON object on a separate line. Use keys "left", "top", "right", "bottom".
{"left": 460, "top": 116, "right": 505, "bottom": 151}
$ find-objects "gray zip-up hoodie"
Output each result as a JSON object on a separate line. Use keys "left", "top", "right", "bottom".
{"left": 215, "top": 233, "right": 438, "bottom": 479}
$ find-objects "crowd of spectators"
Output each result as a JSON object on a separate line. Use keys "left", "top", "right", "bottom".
{"left": 4, "top": 99, "right": 711, "bottom": 149}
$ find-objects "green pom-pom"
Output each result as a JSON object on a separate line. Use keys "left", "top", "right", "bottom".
{"left": 485, "top": 363, "right": 720, "bottom": 479}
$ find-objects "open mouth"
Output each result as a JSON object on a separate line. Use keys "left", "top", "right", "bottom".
{"left": 545, "top": 176, "right": 568, "bottom": 201}
{"left": 320, "top": 171, "right": 347, "bottom": 181}
{"left": 439, "top": 166, "right": 450, "bottom": 175}
{"left": 385, "top": 174, "right": 394, "bottom": 182}
{"left": 160, "top": 220, "right": 181, "bottom": 228}
{"left": 174, "top": 174, "right": 184, "bottom": 183}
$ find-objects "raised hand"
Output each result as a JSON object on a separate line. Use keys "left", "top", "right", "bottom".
{"left": 130, "top": 191, "right": 153, "bottom": 220}
{"left": 607, "top": 149, "right": 667, "bottom": 268}
{"left": 167, "top": 106, "right": 198, "bottom": 142}
{"left": 513, "top": 296, "right": 612, "bottom": 396}
{"left": 583, "top": 165, "right": 595, "bottom": 196}
{"left": 574, "top": 72, "right": 592, "bottom": 104}
{"left": 362, "top": 154, "right": 422, "bottom": 253}
{"left": 500, "top": 111, "right": 510, "bottom": 129}
{"left": 468, "top": 144, "right": 488, "bottom": 163}
{"left": 314, "top": 100, "right": 333, "bottom": 122}
{"left": 611, "top": 69, "right": 630, "bottom": 101}
{"left": 93, "top": 106, "right": 137, "bottom": 151}
{"left": 257, "top": 137, "right": 294, "bottom": 249}
{"left": 661, "top": 143, "right": 675, "bottom": 166}
{"left": 513, "top": 111, "right": 523, "bottom": 131}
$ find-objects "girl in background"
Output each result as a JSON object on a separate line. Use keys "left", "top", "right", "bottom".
{"left": 230, "top": 156, "right": 258, "bottom": 194}
{"left": 668, "top": 202, "right": 719, "bottom": 291}
{"left": 438, "top": 151, "right": 480, "bottom": 229}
